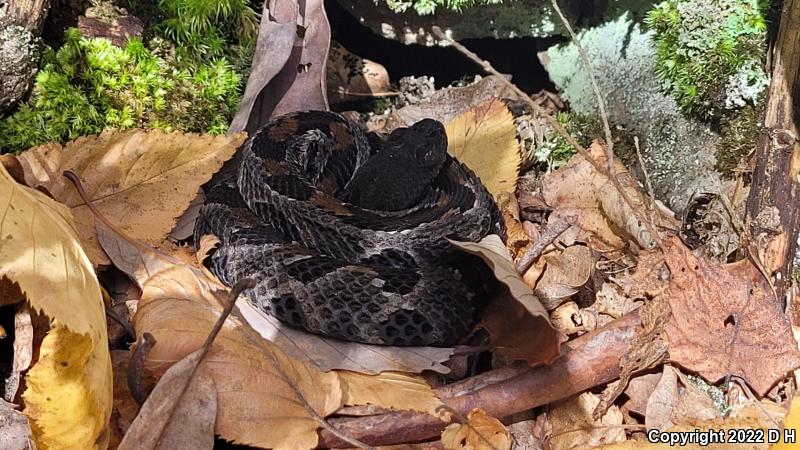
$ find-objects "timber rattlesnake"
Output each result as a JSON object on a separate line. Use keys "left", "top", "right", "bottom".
{"left": 195, "top": 111, "right": 504, "bottom": 346}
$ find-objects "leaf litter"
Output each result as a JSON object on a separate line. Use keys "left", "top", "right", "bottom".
{"left": 3, "top": 1, "right": 800, "bottom": 448}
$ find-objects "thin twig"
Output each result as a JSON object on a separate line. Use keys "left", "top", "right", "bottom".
{"left": 430, "top": 27, "right": 661, "bottom": 249}
{"left": 515, "top": 214, "right": 577, "bottom": 273}
{"left": 634, "top": 136, "right": 657, "bottom": 228}
{"left": 550, "top": 0, "right": 616, "bottom": 165}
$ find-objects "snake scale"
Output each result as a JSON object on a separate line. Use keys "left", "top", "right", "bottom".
{"left": 195, "top": 111, "right": 504, "bottom": 346}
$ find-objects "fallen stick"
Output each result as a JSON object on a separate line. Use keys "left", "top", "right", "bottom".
{"left": 318, "top": 311, "right": 641, "bottom": 447}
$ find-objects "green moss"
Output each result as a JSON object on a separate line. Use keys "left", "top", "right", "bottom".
{"left": 0, "top": 29, "right": 241, "bottom": 153}
{"left": 645, "top": 0, "right": 768, "bottom": 119}
{"left": 156, "top": 0, "right": 258, "bottom": 61}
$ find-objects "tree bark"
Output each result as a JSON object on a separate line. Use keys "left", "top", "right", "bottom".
{"left": 745, "top": 0, "right": 800, "bottom": 306}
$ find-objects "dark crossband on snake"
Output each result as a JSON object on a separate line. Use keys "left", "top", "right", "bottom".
{"left": 195, "top": 111, "right": 505, "bottom": 346}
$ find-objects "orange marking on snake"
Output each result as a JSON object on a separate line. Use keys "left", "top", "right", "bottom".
{"left": 329, "top": 122, "right": 354, "bottom": 149}
{"left": 310, "top": 192, "right": 353, "bottom": 216}
{"left": 267, "top": 117, "right": 299, "bottom": 141}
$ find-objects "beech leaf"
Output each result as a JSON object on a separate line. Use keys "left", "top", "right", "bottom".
{"left": 444, "top": 98, "right": 521, "bottom": 197}
{"left": 10, "top": 129, "right": 244, "bottom": 265}
{"left": 0, "top": 164, "right": 111, "bottom": 450}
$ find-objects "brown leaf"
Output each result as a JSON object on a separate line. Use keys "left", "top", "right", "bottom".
{"left": 97, "top": 219, "right": 442, "bottom": 448}
{"left": 661, "top": 235, "right": 800, "bottom": 395}
{"left": 534, "top": 245, "right": 593, "bottom": 310}
{"left": 119, "top": 349, "right": 217, "bottom": 450}
{"left": 110, "top": 350, "right": 153, "bottom": 448}
{"left": 620, "top": 372, "right": 662, "bottom": 417}
{"left": 547, "top": 392, "right": 625, "bottom": 450}
{"left": 230, "top": 0, "right": 330, "bottom": 134}
{"left": 237, "top": 300, "right": 454, "bottom": 374}
{"left": 11, "top": 129, "right": 244, "bottom": 265}
{"left": 451, "top": 235, "right": 563, "bottom": 365}
{"left": 441, "top": 408, "right": 512, "bottom": 450}
{"left": 542, "top": 142, "right": 680, "bottom": 252}
{"left": 644, "top": 365, "right": 679, "bottom": 431}
{"left": 444, "top": 98, "right": 520, "bottom": 197}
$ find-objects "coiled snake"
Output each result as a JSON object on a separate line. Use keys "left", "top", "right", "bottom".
{"left": 195, "top": 111, "right": 504, "bottom": 346}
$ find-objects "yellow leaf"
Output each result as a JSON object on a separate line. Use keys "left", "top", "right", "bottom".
{"left": 773, "top": 394, "right": 800, "bottom": 450}
{"left": 0, "top": 164, "right": 111, "bottom": 449}
{"left": 12, "top": 129, "right": 245, "bottom": 265}
{"left": 441, "top": 408, "right": 512, "bottom": 450}
{"left": 444, "top": 98, "right": 520, "bottom": 197}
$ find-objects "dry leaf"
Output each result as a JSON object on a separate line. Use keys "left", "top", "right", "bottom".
{"left": 230, "top": 0, "right": 329, "bottom": 133}
{"left": 0, "top": 164, "right": 111, "bottom": 449}
{"left": 11, "top": 129, "right": 244, "bottom": 265}
{"left": 110, "top": 350, "right": 152, "bottom": 448}
{"left": 548, "top": 392, "right": 625, "bottom": 450}
{"left": 237, "top": 300, "right": 454, "bottom": 374}
{"left": 119, "top": 349, "right": 217, "bottom": 450}
{"left": 773, "top": 394, "right": 800, "bottom": 450}
{"left": 441, "top": 408, "right": 512, "bottom": 450}
{"left": 619, "top": 372, "right": 662, "bottom": 417}
{"left": 96, "top": 218, "right": 443, "bottom": 448}
{"left": 451, "top": 235, "right": 562, "bottom": 365}
{"left": 542, "top": 142, "right": 679, "bottom": 252}
{"left": 535, "top": 245, "right": 593, "bottom": 310}
{"left": 444, "top": 98, "right": 520, "bottom": 197}
{"left": 661, "top": 236, "right": 800, "bottom": 395}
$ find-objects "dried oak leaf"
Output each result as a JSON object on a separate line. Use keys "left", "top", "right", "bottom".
{"left": 444, "top": 98, "right": 520, "bottom": 197}
{"left": 661, "top": 235, "right": 800, "bottom": 396}
{"left": 0, "top": 164, "right": 111, "bottom": 449}
{"left": 542, "top": 142, "right": 679, "bottom": 252}
{"left": 441, "top": 408, "right": 512, "bottom": 450}
{"left": 451, "top": 235, "right": 563, "bottom": 365}
{"left": 9, "top": 129, "right": 244, "bottom": 266}
{"left": 96, "top": 220, "right": 442, "bottom": 448}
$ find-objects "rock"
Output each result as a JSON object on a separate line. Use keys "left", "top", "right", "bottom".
{"left": 0, "top": 26, "right": 39, "bottom": 116}
{"left": 543, "top": 14, "right": 723, "bottom": 210}
{"left": 77, "top": 15, "right": 144, "bottom": 46}
{"left": 327, "top": 42, "right": 392, "bottom": 103}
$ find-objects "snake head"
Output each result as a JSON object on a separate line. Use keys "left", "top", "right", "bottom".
{"left": 385, "top": 118, "right": 447, "bottom": 167}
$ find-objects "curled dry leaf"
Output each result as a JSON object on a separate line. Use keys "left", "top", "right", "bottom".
{"left": 230, "top": 0, "right": 330, "bottom": 133}
{"left": 9, "top": 129, "right": 244, "bottom": 265}
{"left": 0, "top": 164, "right": 112, "bottom": 450}
{"left": 542, "top": 142, "right": 680, "bottom": 252}
{"left": 534, "top": 245, "right": 593, "bottom": 310}
{"left": 451, "top": 235, "right": 562, "bottom": 365}
{"left": 441, "top": 408, "right": 512, "bottom": 450}
{"left": 96, "top": 218, "right": 443, "bottom": 448}
{"left": 547, "top": 392, "right": 626, "bottom": 450}
{"left": 660, "top": 235, "right": 800, "bottom": 395}
{"left": 444, "top": 98, "right": 521, "bottom": 197}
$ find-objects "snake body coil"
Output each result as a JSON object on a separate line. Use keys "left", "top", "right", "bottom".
{"left": 195, "top": 111, "right": 503, "bottom": 346}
